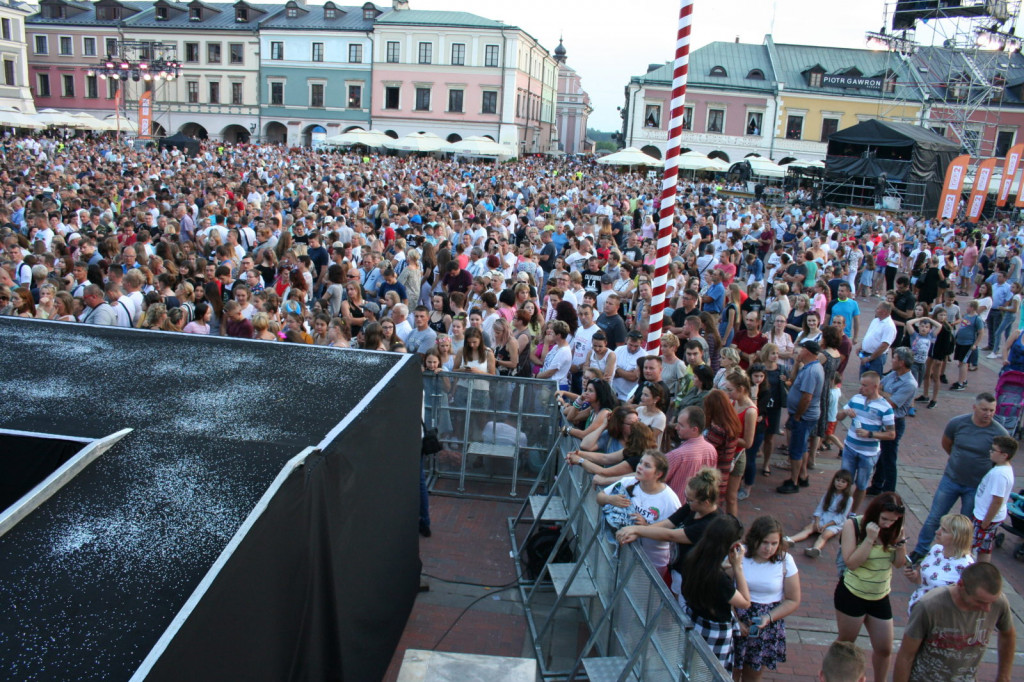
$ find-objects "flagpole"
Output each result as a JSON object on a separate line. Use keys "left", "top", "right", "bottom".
{"left": 646, "top": 0, "right": 692, "bottom": 352}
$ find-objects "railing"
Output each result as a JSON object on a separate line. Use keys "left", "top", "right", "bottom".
{"left": 422, "top": 370, "right": 560, "bottom": 501}
{"left": 509, "top": 432, "right": 731, "bottom": 681}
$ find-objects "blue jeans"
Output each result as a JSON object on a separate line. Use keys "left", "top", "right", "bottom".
{"left": 993, "top": 310, "right": 1015, "bottom": 353}
{"left": 787, "top": 416, "right": 815, "bottom": 461}
{"left": 987, "top": 310, "right": 1003, "bottom": 350}
{"left": 860, "top": 354, "right": 885, "bottom": 376}
{"left": 912, "top": 475, "right": 977, "bottom": 557}
{"left": 743, "top": 428, "right": 767, "bottom": 486}
{"left": 870, "top": 417, "right": 905, "bottom": 492}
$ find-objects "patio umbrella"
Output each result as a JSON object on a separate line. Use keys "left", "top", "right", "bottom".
{"left": 745, "top": 156, "right": 786, "bottom": 178}
{"left": 323, "top": 128, "right": 392, "bottom": 147}
{"left": 68, "top": 112, "right": 108, "bottom": 130}
{"left": 596, "top": 147, "right": 663, "bottom": 168}
{"left": 35, "top": 108, "right": 84, "bottom": 128}
{"left": 384, "top": 132, "right": 445, "bottom": 152}
{"left": 700, "top": 158, "right": 731, "bottom": 172}
{"left": 0, "top": 109, "right": 43, "bottom": 129}
{"left": 102, "top": 116, "right": 138, "bottom": 134}
{"left": 447, "top": 136, "right": 514, "bottom": 158}
{"left": 676, "top": 150, "right": 715, "bottom": 171}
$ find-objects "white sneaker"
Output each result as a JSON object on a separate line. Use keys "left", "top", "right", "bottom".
{"left": 987, "top": 352, "right": 1000, "bottom": 359}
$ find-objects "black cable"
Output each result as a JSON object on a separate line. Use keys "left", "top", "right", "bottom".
{"left": 421, "top": 573, "right": 518, "bottom": 589}
{"left": 430, "top": 583, "right": 521, "bottom": 651}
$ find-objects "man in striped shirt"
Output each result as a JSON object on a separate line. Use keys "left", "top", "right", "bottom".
{"left": 840, "top": 371, "right": 896, "bottom": 514}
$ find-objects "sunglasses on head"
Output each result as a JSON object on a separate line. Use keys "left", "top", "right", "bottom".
{"left": 881, "top": 502, "right": 905, "bottom": 514}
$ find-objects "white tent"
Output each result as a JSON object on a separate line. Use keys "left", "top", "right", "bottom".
{"left": 745, "top": 156, "right": 787, "bottom": 178}
{"left": 323, "top": 129, "right": 392, "bottom": 148}
{"left": 782, "top": 159, "right": 826, "bottom": 170}
{"left": 596, "top": 147, "right": 663, "bottom": 168}
{"left": 0, "top": 109, "right": 43, "bottom": 129}
{"left": 384, "top": 131, "right": 445, "bottom": 152}
{"left": 676, "top": 150, "right": 715, "bottom": 171}
{"left": 702, "top": 157, "right": 731, "bottom": 172}
{"left": 447, "top": 135, "right": 516, "bottom": 159}
{"left": 68, "top": 112, "right": 108, "bottom": 130}
{"left": 101, "top": 115, "right": 138, "bottom": 134}
{"left": 35, "top": 108, "right": 85, "bottom": 128}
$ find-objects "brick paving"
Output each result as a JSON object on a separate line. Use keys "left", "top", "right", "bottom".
{"left": 386, "top": 296, "right": 1024, "bottom": 681}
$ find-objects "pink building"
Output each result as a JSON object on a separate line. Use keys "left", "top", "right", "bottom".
{"left": 554, "top": 39, "right": 592, "bottom": 154}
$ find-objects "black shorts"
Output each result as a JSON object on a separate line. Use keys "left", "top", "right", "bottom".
{"left": 834, "top": 579, "right": 893, "bottom": 620}
{"left": 953, "top": 343, "right": 973, "bottom": 363}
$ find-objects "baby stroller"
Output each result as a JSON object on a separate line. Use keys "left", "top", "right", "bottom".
{"left": 995, "top": 491, "right": 1024, "bottom": 560}
{"left": 994, "top": 370, "right": 1024, "bottom": 439}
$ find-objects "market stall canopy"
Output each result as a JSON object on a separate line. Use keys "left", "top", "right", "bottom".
{"left": 745, "top": 156, "right": 787, "bottom": 177}
{"left": 68, "top": 112, "right": 107, "bottom": 130}
{"left": 782, "top": 159, "right": 826, "bottom": 169}
{"left": 596, "top": 147, "right": 664, "bottom": 168}
{"left": 323, "top": 129, "right": 392, "bottom": 148}
{"left": 35, "top": 109, "right": 86, "bottom": 128}
{"left": 383, "top": 131, "right": 445, "bottom": 153}
{"left": 102, "top": 116, "right": 138, "bottom": 134}
{"left": 701, "top": 157, "right": 731, "bottom": 172}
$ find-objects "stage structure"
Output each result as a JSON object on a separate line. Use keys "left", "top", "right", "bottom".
{"left": 823, "top": 119, "right": 959, "bottom": 213}
{"left": 0, "top": 318, "right": 422, "bottom": 682}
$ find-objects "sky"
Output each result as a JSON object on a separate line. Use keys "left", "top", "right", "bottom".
{"left": 394, "top": 0, "right": 892, "bottom": 130}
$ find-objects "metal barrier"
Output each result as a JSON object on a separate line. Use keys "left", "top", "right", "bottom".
{"left": 423, "top": 370, "right": 560, "bottom": 500}
{"left": 509, "top": 437, "right": 731, "bottom": 681}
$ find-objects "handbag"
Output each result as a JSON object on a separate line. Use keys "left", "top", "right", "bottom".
{"left": 602, "top": 481, "right": 636, "bottom": 529}
{"left": 421, "top": 420, "right": 442, "bottom": 456}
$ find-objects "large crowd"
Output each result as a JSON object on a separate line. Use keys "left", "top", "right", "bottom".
{"left": 1, "top": 134, "right": 1020, "bottom": 682}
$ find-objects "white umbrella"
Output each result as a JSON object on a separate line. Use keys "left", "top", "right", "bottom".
{"left": 0, "top": 109, "right": 43, "bottom": 129}
{"left": 384, "top": 131, "right": 445, "bottom": 152}
{"left": 448, "top": 136, "right": 513, "bottom": 158}
{"left": 596, "top": 147, "right": 663, "bottom": 168}
{"left": 324, "top": 128, "right": 392, "bottom": 147}
{"left": 783, "top": 159, "right": 826, "bottom": 170}
{"left": 701, "top": 157, "right": 731, "bottom": 172}
{"left": 101, "top": 115, "right": 138, "bottom": 134}
{"left": 69, "top": 112, "right": 108, "bottom": 130}
{"left": 745, "top": 156, "right": 786, "bottom": 178}
{"left": 676, "top": 150, "right": 714, "bottom": 171}
{"left": 36, "top": 108, "right": 85, "bottom": 128}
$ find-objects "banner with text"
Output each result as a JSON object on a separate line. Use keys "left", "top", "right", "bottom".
{"left": 966, "top": 157, "right": 997, "bottom": 223}
{"left": 936, "top": 154, "right": 970, "bottom": 221}
{"left": 998, "top": 143, "right": 1024, "bottom": 207}
{"left": 138, "top": 91, "right": 152, "bottom": 139}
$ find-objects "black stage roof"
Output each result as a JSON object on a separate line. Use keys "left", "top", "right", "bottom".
{"left": 0, "top": 318, "right": 412, "bottom": 680}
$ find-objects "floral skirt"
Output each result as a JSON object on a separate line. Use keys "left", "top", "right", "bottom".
{"left": 733, "top": 600, "right": 786, "bottom": 671}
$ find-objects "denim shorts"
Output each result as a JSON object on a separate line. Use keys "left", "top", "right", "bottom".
{"left": 842, "top": 448, "right": 879, "bottom": 490}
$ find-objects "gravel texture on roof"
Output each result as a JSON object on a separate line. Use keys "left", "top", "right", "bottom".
{"left": 0, "top": 318, "right": 404, "bottom": 681}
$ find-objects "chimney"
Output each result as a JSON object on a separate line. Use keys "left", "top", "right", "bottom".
{"left": 393, "top": 0, "right": 409, "bottom": 9}
{"left": 735, "top": 35, "right": 740, "bottom": 43}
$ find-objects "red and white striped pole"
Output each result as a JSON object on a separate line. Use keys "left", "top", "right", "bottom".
{"left": 646, "top": 0, "right": 692, "bottom": 353}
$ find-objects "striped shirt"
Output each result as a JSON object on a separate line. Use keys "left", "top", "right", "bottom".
{"left": 843, "top": 394, "right": 895, "bottom": 457}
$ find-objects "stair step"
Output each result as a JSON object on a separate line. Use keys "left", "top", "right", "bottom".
{"left": 548, "top": 562, "right": 598, "bottom": 598}
{"left": 529, "top": 495, "right": 568, "bottom": 521}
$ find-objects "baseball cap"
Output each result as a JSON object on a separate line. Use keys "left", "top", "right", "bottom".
{"left": 800, "top": 339, "right": 821, "bottom": 355}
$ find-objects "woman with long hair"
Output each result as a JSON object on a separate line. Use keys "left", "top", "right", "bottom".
{"left": 918, "top": 307, "right": 954, "bottom": 408}
{"left": 563, "top": 377, "right": 618, "bottom": 442}
{"left": 360, "top": 321, "right": 388, "bottom": 351}
{"left": 569, "top": 419, "right": 656, "bottom": 486}
{"left": 10, "top": 287, "right": 36, "bottom": 318}
{"left": 704, "top": 388, "right": 743, "bottom": 517}
{"left": 699, "top": 311, "right": 723, "bottom": 373}
{"left": 429, "top": 292, "right": 452, "bottom": 334}
{"left": 726, "top": 369, "right": 759, "bottom": 501}
{"left": 719, "top": 282, "right": 742, "bottom": 346}
{"left": 786, "top": 294, "right": 809, "bottom": 341}
{"left": 835, "top": 492, "right": 907, "bottom": 682}
{"left": 340, "top": 281, "right": 368, "bottom": 336}
{"left": 636, "top": 382, "right": 668, "bottom": 442}
{"left": 765, "top": 313, "right": 795, "bottom": 374}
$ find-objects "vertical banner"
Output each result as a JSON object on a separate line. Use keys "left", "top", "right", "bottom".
{"left": 114, "top": 85, "right": 122, "bottom": 138}
{"left": 966, "top": 157, "right": 997, "bottom": 223}
{"left": 936, "top": 154, "right": 970, "bottom": 221}
{"left": 646, "top": 0, "right": 692, "bottom": 353}
{"left": 997, "top": 143, "right": 1024, "bottom": 206}
{"left": 137, "top": 91, "right": 152, "bottom": 139}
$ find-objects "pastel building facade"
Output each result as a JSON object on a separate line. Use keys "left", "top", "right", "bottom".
{"left": 553, "top": 38, "right": 592, "bottom": 154}
{"left": 0, "top": 0, "right": 36, "bottom": 114}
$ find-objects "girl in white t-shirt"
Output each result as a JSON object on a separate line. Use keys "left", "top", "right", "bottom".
{"left": 597, "top": 451, "right": 680, "bottom": 577}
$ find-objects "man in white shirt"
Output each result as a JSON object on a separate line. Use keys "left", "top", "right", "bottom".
{"left": 857, "top": 302, "right": 897, "bottom": 376}
{"left": 392, "top": 304, "right": 412, "bottom": 342}
{"left": 570, "top": 303, "right": 599, "bottom": 392}
{"left": 105, "top": 282, "right": 135, "bottom": 328}
{"left": 613, "top": 330, "right": 646, "bottom": 401}
{"left": 537, "top": 320, "right": 573, "bottom": 389}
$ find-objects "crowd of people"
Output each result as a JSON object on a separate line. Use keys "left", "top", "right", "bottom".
{"left": 0, "top": 134, "right": 1020, "bottom": 681}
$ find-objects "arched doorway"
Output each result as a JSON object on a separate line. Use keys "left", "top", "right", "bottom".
{"left": 641, "top": 145, "right": 662, "bottom": 160}
{"left": 302, "top": 124, "right": 327, "bottom": 147}
{"left": 151, "top": 122, "right": 166, "bottom": 137}
{"left": 384, "top": 129, "right": 399, "bottom": 139}
{"left": 343, "top": 125, "right": 365, "bottom": 133}
{"left": 708, "top": 150, "right": 730, "bottom": 162}
{"left": 221, "top": 124, "right": 250, "bottom": 144}
{"left": 179, "top": 122, "right": 208, "bottom": 139}
{"left": 264, "top": 121, "right": 287, "bottom": 144}
{"left": 446, "top": 133, "right": 462, "bottom": 143}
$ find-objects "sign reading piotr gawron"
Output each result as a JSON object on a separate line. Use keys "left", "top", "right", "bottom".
{"left": 821, "top": 74, "right": 883, "bottom": 90}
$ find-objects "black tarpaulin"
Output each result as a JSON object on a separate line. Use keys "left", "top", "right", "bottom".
{"left": 0, "top": 434, "right": 84, "bottom": 511}
{"left": 158, "top": 133, "right": 201, "bottom": 157}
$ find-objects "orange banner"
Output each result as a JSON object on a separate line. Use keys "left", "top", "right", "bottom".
{"left": 138, "top": 91, "right": 152, "bottom": 139}
{"left": 937, "top": 154, "right": 970, "bottom": 221}
{"left": 997, "top": 143, "right": 1024, "bottom": 206}
{"left": 966, "top": 158, "right": 997, "bottom": 223}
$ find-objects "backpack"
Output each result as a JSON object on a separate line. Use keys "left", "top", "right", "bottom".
{"left": 836, "top": 516, "right": 859, "bottom": 578}
{"left": 521, "top": 524, "right": 575, "bottom": 581}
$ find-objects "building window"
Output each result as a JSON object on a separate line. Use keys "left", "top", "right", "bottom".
{"left": 930, "top": 125, "right": 946, "bottom": 138}
{"left": 682, "top": 106, "right": 693, "bottom": 131}
{"left": 185, "top": 42, "right": 199, "bottom": 62}
{"left": 229, "top": 43, "right": 243, "bottom": 65}
{"left": 448, "top": 89, "right": 463, "bottom": 113}
{"left": 83, "top": 73, "right": 97, "bottom": 98}
{"left": 820, "top": 117, "right": 839, "bottom": 142}
{"left": 235, "top": 7, "right": 248, "bottom": 21}
{"left": 709, "top": 65, "right": 727, "bottom": 77}
{"left": 363, "top": 7, "right": 374, "bottom": 19}
{"left": 707, "top": 108, "right": 724, "bottom": 133}
{"left": 34, "top": 35, "right": 47, "bottom": 55}
{"left": 418, "top": 42, "right": 432, "bottom": 64}
{"left": 386, "top": 41, "right": 400, "bottom": 63}
{"left": 1, "top": 18, "right": 10, "bottom": 40}
{"left": 883, "top": 76, "right": 896, "bottom": 93}
{"left": 482, "top": 90, "right": 497, "bottom": 114}
{"left": 286, "top": 6, "right": 297, "bottom": 17}
{"left": 107, "top": 79, "right": 117, "bottom": 98}
{"left": 2, "top": 59, "right": 13, "bottom": 86}
{"left": 451, "top": 43, "right": 465, "bottom": 66}
{"left": 270, "top": 81, "right": 283, "bottom": 105}
{"left": 325, "top": 6, "right": 336, "bottom": 18}
{"left": 347, "top": 84, "right": 361, "bottom": 109}
{"left": 97, "top": 6, "right": 120, "bottom": 20}
{"left": 209, "top": 81, "right": 220, "bottom": 104}
{"left": 44, "top": 4, "right": 65, "bottom": 18}
{"left": 231, "top": 82, "right": 242, "bottom": 104}
{"left": 484, "top": 44, "right": 499, "bottom": 67}
{"left": 106, "top": 38, "right": 117, "bottom": 56}
{"left": 747, "top": 112, "right": 763, "bottom": 135}
{"left": 415, "top": 87, "right": 430, "bottom": 111}
{"left": 747, "top": 69, "right": 765, "bottom": 80}
{"left": 644, "top": 104, "right": 661, "bottom": 128}
{"left": 384, "top": 85, "right": 400, "bottom": 109}
{"left": 36, "top": 73, "right": 50, "bottom": 97}
{"left": 808, "top": 71, "right": 822, "bottom": 88}
{"left": 58, "top": 36, "right": 73, "bottom": 55}
{"left": 83, "top": 37, "right": 96, "bottom": 56}
{"left": 312, "top": 42, "right": 324, "bottom": 62}
{"left": 61, "top": 74, "right": 74, "bottom": 97}
{"left": 156, "top": 6, "right": 168, "bottom": 20}
{"left": 208, "top": 43, "right": 221, "bottom": 63}
{"left": 786, "top": 114, "right": 804, "bottom": 140}
{"left": 348, "top": 44, "right": 362, "bottom": 63}
{"left": 270, "top": 42, "right": 283, "bottom": 60}
{"left": 190, "top": 7, "right": 201, "bottom": 21}
{"left": 310, "top": 83, "right": 324, "bottom": 107}
{"left": 187, "top": 81, "right": 199, "bottom": 103}
{"left": 996, "top": 130, "right": 1015, "bottom": 157}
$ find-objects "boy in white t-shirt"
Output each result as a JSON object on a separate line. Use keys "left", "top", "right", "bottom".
{"left": 972, "top": 435, "right": 1017, "bottom": 563}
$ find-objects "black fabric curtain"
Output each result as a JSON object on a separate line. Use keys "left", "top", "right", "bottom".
{"left": 1, "top": 435, "right": 84, "bottom": 511}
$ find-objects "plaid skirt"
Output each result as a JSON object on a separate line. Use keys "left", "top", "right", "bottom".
{"left": 733, "top": 600, "right": 786, "bottom": 671}
{"left": 685, "top": 607, "right": 735, "bottom": 672}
